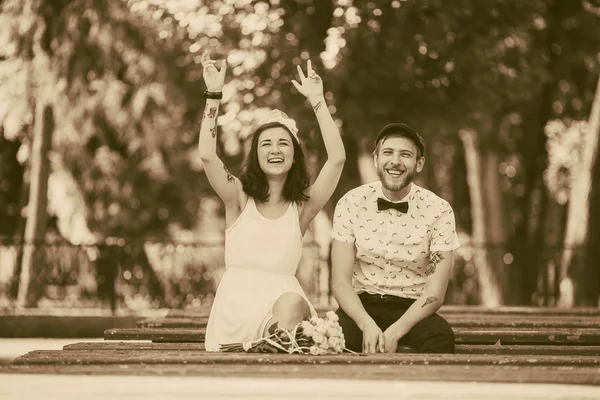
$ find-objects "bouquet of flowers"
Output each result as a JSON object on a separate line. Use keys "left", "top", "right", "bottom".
{"left": 219, "top": 311, "right": 355, "bottom": 355}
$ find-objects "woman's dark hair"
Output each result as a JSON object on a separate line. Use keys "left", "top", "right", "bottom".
{"left": 240, "top": 122, "right": 310, "bottom": 204}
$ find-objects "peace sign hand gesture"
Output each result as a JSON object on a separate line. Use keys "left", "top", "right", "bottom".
{"left": 291, "top": 60, "right": 324, "bottom": 103}
{"left": 201, "top": 51, "right": 227, "bottom": 92}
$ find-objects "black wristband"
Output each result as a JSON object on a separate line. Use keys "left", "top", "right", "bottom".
{"left": 204, "top": 91, "right": 223, "bottom": 99}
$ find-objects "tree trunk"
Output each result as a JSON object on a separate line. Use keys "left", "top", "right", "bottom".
{"left": 509, "top": 0, "right": 565, "bottom": 306}
{"left": 16, "top": 99, "right": 54, "bottom": 308}
{"left": 481, "top": 147, "right": 510, "bottom": 302}
{"left": 558, "top": 73, "right": 600, "bottom": 307}
{"left": 583, "top": 133, "right": 600, "bottom": 306}
{"left": 459, "top": 129, "right": 502, "bottom": 306}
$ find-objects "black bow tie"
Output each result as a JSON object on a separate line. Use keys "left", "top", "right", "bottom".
{"left": 377, "top": 198, "right": 409, "bottom": 213}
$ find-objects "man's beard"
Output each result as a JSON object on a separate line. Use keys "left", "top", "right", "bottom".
{"left": 377, "top": 165, "right": 416, "bottom": 192}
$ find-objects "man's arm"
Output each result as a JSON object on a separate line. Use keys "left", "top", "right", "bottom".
{"left": 382, "top": 250, "right": 455, "bottom": 352}
{"left": 331, "top": 239, "right": 384, "bottom": 353}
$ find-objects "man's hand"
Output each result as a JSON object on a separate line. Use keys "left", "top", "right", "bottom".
{"left": 382, "top": 325, "right": 404, "bottom": 353}
{"left": 361, "top": 319, "right": 385, "bottom": 353}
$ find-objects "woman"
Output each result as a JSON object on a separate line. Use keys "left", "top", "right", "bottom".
{"left": 198, "top": 51, "right": 345, "bottom": 351}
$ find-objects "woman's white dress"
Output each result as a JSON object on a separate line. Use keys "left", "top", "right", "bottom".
{"left": 204, "top": 197, "right": 317, "bottom": 351}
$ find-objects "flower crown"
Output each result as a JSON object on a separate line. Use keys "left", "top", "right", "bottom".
{"left": 262, "top": 109, "right": 299, "bottom": 142}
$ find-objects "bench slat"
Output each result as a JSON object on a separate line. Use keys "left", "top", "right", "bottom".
{"left": 64, "top": 342, "right": 207, "bottom": 351}
{"left": 64, "top": 341, "right": 600, "bottom": 356}
{"left": 105, "top": 327, "right": 600, "bottom": 345}
{"left": 165, "top": 306, "right": 600, "bottom": 319}
{"left": 454, "top": 328, "right": 600, "bottom": 345}
{"left": 13, "top": 349, "right": 600, "bottom": 367}
{"left": 137, "top": 315, "right": 600, "bottom": 329}
{"left": 438, "top": 306, "right": 600, "bottom": 315}
{"left": 4, "top": 362, "right": 600, "bottom": 385}
{"left": 104, "top": 328, "right": 204, "bottom": 343}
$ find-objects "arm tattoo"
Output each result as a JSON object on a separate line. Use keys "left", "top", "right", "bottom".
{"left": 421, "top": 296, "right": 437, "bottom": 308}
{"left": 211, "top": 126, "right": 216, "bottom": 138}
{"left": 312, "top": 101, "right": 323, "bottom": 113}
{"left": 202, "top": 106, "right": 217, "bottom": 123}
{"left": 223, "top": 165, "right": 235, "bottom": 183}
{"left": 425, "top": 251, "right": 445, "bottom": 276}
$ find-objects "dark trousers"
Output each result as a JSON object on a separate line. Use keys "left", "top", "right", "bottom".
{"left": 337, "top": 293, "right": 455, "bottom": 354}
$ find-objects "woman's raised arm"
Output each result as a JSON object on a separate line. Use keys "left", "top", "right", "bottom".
{"left": 198, "top": 52, "right": 242, "bottom": 207}
{"left": 292, "top": 60, "right": 346, "bottom": 231}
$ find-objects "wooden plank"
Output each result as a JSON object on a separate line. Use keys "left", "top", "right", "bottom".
{"left": 137, "top": 317, "right": 208, "bottom": 328}
{"left": 454, "top": 344, "right": 600, "bottom": 355}
{"left": 104, "top": 328, "right": 204, "bottom": 342}
{"left": 64, "top": 342, "right": 207, "bottom": 351}
{"left": 454, "top": 328, "right": 600, "bottom": 345}
{"left": 105, "top": 327, "right": 600, "bottom": 345}
{"left": 136, "top": 315, "right": 600, "bottom": 329}
{"left": 63, "top": 341, "right": 600, "bottom": 356}
{"left": 438, "top": 304, "right": 600, "bottom": 316}
{"left": 13, "top": 349, "right": 600, "bottom": 368}
{"left": 439, "top": 306, "right": 600, "bottom": 316}
{"left": 446, "top": 316, "right": 600, "bottom": 328}
{"left": 2, "top": 363, "right": 600, "bottom": 386}
{"left": 167, "top": 305, "right": 600, "bottom": 318}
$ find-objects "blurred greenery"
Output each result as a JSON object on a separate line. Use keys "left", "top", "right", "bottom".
{"left": 0, "top": 0, "right": 599, "bottom": 308}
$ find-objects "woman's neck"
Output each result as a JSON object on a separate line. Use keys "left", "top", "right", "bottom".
{"left": 265, "top": 176, "right": 286, "bottom": 204}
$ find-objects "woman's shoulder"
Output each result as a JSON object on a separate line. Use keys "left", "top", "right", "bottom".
{"left": 237, "top": 190, "right": 250, "bottom": 210}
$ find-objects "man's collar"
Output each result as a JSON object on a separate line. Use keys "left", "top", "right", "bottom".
{"left": 377, "top": 182, "right": 414, "bottom": 203}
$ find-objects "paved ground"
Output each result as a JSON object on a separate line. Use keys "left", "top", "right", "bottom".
{"left": 1, "top": 374, "right": 600, "bottom": 400}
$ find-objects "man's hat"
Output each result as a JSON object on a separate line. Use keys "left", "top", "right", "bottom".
{"left": 375, "top": 123, "right": 425, "bottom": 158}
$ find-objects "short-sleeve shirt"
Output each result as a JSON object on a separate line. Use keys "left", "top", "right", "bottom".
{"left": 331, "top": 182, "right": 460, "bottom": 299}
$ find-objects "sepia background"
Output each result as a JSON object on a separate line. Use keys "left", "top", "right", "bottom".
{"left": 1, "top": 0, "right": 599, "bottom": 318}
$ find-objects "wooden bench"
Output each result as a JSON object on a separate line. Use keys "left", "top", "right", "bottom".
{"left": 7, "top": 305, "right": 600, "bottom": 386}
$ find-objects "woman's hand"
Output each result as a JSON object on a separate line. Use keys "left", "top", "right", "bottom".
{"left": 201, "top": 51, "right": 227, "bottom": 92}
{"left": 291, "top": 60, "right": 324, "bottom": 103}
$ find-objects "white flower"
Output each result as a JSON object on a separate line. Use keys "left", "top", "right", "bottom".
{"left": 302, "top": 323, "right": 315, "bottom": 336}
{"left": 312, "top": 332, "right": 325, "bottom": 344}
{"left": 328, "top": 337, "right": 340, "bottom": 348}
{"left": 326, "top": 311, "right": 339, "bottom": 322}
{"left": 309, "top": 345, "right": 320, "bottom": 355}
{"left": 317, "top": 348, "right": 328, "bottom": 355}
{"left": 319, "top": 340, "right": 329, "bottom": 350}
{"left": 327, "top": 325, "right": 342, "bottom": 338}
{"left": 316, "top": 323, "right": 328, "bottom": 335}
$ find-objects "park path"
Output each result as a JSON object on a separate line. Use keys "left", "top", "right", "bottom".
{"left": 1, "top": 374, "right": 600, "bottom": 400}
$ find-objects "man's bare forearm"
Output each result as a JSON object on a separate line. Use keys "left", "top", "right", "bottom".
{"left": 387, "top": 291, "right": 444, "bottom": 338}
{"left": 388, "top": 251, "right": 453, "bottom": 337}
{"left": 333, "top": 283, "right": 374, "bottom": 330}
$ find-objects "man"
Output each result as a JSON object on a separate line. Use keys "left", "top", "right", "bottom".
{"left": 331, "top": 123, "right": 460, "bottom": 354}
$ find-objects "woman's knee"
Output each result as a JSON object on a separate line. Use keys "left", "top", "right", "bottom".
{"left": 272, "top": 292, "right": 311, "bottom": 322}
